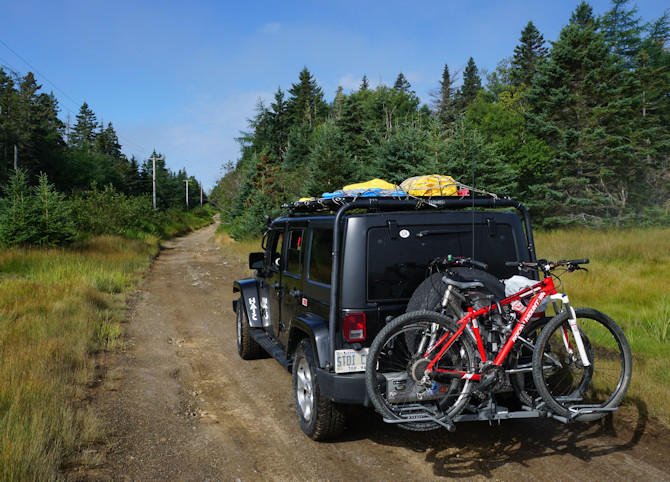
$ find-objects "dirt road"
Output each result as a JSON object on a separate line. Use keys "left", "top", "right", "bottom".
{"left": 83, "top": 221, "right": 670, "bottom": 480}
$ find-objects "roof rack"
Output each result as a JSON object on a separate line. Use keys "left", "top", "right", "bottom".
{"left": 281, "top": 195, "right": 516, "bottom": 215}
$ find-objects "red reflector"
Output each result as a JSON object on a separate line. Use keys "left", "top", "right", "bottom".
{"left": 343, "top": 313, "right": 366, "bottom": 342}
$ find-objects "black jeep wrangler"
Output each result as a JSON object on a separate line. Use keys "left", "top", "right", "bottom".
{"left": 233, "top": 197, "right": 537, "bottom": 440}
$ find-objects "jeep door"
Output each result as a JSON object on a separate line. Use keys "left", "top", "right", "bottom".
{"left": 265, "top": 224, "right": 285, "bottom": 339}
{"left": 279, "top": 226, "right": 306, "bottom": 347}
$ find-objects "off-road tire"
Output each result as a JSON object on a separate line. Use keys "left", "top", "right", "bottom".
{"left": 236, "top": 298, "right": 264, "bottom": 360}
{"left": 292, "top": 340, "right": 346, "bottom": 440}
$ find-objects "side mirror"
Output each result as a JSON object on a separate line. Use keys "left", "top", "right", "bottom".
{"left": 248, "top": 252, "right": 265, "bottom": 270}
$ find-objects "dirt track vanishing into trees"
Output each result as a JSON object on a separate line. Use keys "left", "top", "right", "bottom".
{"left": 79, "top": 220, "right": 670, "bottom": 481}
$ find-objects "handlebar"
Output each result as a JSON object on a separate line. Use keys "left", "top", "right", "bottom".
{"left": 433, "top": 256, "right": 489, "bottom": 271}
{"left": 506, "top": 258, "right": 590, "bottom": 272}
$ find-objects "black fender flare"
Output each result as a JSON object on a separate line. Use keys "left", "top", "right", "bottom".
{"left": 288, "top": 313, "right": 330, "bottom": 369}
{"left": 233, "top": 279, "right": 271, "bottom": 329}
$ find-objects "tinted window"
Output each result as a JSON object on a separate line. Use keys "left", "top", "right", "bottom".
{"left": 308, "top": 228, "right": 333, "bottom": 285}
{"left": 367, "top": 223, "right": 518, "bottom": 301}
{"left": 286, "top": 229, "right": 304, "bottom": 275}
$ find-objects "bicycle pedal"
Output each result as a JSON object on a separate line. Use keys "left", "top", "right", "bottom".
{"left": 473, "top": 372, "right": 498, "bottom": 396}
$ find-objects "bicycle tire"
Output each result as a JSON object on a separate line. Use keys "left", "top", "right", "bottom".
{"left": 531, "top": 307, "right": 632, "bottom": 421}
{"left": 365, "top": 310, "right": 475, "bottom": 431}
{"left": 508, "top": 317, "right": 550, "bottom": 407}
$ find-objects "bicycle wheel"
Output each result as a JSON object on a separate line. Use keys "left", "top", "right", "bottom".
{"left": 532, "top": 307, "right": 632, "bottom": 421}
{"left": 365, "top": 310, "right": 475, "bottom": 431}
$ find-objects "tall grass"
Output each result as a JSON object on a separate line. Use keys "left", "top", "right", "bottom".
{"left": 535, "top": 227, "right": 670, "bottom": 427}
{"left": 0, "top": 236, "right": 160, "bottom": 480}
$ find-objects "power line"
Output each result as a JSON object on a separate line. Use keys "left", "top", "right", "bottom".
{"left": 0, "top": 40, "right": 152, "bottom": 158}
{"left": 0, "top": 39, "right": 82, "bottom": 110}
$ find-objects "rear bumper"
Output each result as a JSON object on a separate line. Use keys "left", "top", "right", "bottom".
{"left": 316, "top": 368, "right": 371, "bottom": 406}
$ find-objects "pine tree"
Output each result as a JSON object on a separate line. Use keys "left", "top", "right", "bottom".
{"left": 432, "top": 63, "right": 457, "bottom": 124}
{"left": 286, "top": 67, "right": 328, "bottom": 128}
{"left": 33, "top": 172, "right": 75, "bottom": 246}
{"left": 600, "top": 0, "right": 643, "bottom": 67}
{"left": 526, "top": 1, "right": 637, "bottom": 223}
{"left": 393, "top": 73, "right": 413, "bottom": 94}
{"left": 631, "top": 12, "right": 670, "bottom": 206}
{"left": 0, "top": 168, "right": 35, "bottom": 245}
{"left": 306, "top": 120, "right": 353, "bottom": 196}
{"left": 268, "top": 88, "right": 288, "bottom": 163}
{"left": 454, "top": 58, "right": 482, "bottom": 113}
{"left": 510, "top": 21, "right": 549, "bottom": 87}
{"left": 70, "top": 102, "right": 98, "bottom": 150}
{"left": 360, "top": 75, "right": 370, "bottom": 91}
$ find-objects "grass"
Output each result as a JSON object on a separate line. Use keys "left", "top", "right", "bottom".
{"left": 535, "top": 227, "right": 670, "bottom": 428}
{"left": 214, "top": 226, "right": 260, "bottom": 266}
{"left": 0, "top": 235, "right": 160, "bottom": 480}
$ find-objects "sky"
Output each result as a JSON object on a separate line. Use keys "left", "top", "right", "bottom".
{"left": 1, "top": 0, "right": 667, "bottom": 192}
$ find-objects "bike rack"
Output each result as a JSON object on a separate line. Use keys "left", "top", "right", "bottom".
{"left": 383, "top": 404, "right": 456, "bottom": 432}
{"left": 383, "top": 394, "right": 619, "bottom": 430}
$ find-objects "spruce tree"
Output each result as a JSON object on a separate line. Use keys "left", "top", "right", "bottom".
{"left": 393, "top": 73, "right": 413, "bottom": 94}
{"left": 268, "top": 88, "right": 288, "bottom": 163}
{"left": 454, "top": 58, "right": 481, "bottom": 113}
{"left": 432, "top": 63, "right": 457, "bottom": 125}
{"left": 286, "top": 67, "right": 328, "bottom": 128}
{"left": 510, "top": 21, "right": 549, "bottom": 87}
{"left": 360, "top": 75, "right": 370, "bottom": 91}
{"left": 526, "top": 1, "right": 636, "bottom": 223}
{"left": 600, "top": 0, "right": 643, "bottom": 67}
{"left": 70, "top": 102, "right": 98, "bottom": 150}
{"left": 306, "top": 120, "right": 353, "bottom": 196}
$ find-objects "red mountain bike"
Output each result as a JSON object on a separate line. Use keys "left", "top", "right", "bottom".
{"left": 365, "top": 258, "right": 632, "bottom": 432}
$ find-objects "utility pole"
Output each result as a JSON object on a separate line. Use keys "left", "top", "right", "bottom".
{"left": 184, "top": 179, "right": 189, "bottom": 210}
{"left": 200, "top": 185, "right": 203, "bottom": 206}
{"left": 147, "top": 154, "right": 163, "bottom": 210}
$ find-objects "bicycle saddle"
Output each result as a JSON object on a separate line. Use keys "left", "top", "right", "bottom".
{"left": 441, "top": 276, "right": 484, "bottom": 290}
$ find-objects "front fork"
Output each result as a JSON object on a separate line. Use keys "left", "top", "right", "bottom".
{"left": 550, "top": 294, "right": 591, "bottom": 367}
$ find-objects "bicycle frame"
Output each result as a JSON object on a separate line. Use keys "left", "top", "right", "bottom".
{"left": 424, "top": 275, "right": 582, "bottom": 380}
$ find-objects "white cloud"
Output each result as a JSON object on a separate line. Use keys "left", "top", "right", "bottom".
{"left": 120, "top": 90, "right": 274, "bottom": 192}
{"left": 337, "top": 73, "right": 361, "bottom": 92}
{"left": 259, "top": 22, "right": 281, "bottom": 34}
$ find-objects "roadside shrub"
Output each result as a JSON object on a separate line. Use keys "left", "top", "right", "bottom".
{"left": 0, "top": 170, "right": 76, "bottom": 247}
{"left": 69, "top": 185, "right": 159, "bottom": 238}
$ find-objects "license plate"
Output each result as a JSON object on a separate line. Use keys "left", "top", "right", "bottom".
{"left": 334, "top": 348, "right": 369, "bottom": 373}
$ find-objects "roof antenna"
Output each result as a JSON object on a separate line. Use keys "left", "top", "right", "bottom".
{"left": 471, "top": 130, "right": 476, "bottom": 262}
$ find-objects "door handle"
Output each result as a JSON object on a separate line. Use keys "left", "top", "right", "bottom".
{"left": 289, "top": 288, "right": 303, "bottom": 298}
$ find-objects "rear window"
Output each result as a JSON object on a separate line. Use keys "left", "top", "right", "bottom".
{"left": 367, "top": 223, "right": 519, "bottom": 301}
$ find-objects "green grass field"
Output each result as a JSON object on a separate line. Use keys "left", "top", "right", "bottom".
{"left": 0, "top": 236, "right": 160, "bottom": 480}
{"left": 534, "top": 228, "right": 670, "bottom": 428}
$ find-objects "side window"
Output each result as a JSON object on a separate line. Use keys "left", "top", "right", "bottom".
{"left": 308, "top": 228, "right": 333, "bottom": 285}
{"left": 285, "top": 229, "right": 304, "bottom": 275}
{"left": 268, "top": 228, "right": 285, "bottom": 271}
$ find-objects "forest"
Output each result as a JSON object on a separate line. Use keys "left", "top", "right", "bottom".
{"left": 210, "top": 0, "right": 669, "bottom": 239}
{"left": 0, "top": 70, "right": 207, "bottom": 245}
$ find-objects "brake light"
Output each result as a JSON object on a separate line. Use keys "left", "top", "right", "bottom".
{"left": 343, "top": 313, "right": 366, "bottom": 342}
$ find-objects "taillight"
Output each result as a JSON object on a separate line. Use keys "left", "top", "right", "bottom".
{"left": 343, "top": 313, "right": 366, "bottom": 342}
